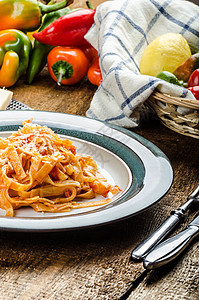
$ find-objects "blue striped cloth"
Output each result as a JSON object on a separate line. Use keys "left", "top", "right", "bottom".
{"left": 85, "top": 0, "right": 199, "bottom": 127}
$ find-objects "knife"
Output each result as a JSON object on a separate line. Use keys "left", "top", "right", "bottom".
{"left": 131, "top": 185, "right": 199, "bottom": 261}
{"left": 143, "top": 214, "right": 199, "bottom": 270}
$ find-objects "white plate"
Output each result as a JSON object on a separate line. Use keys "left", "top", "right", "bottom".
{"left": 0, "top": 111, "right": 173, "bottom": 231}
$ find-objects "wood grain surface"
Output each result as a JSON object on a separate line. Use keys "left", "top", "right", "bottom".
{"left": 1, "top": 0, "right": 199, "bottom": 299}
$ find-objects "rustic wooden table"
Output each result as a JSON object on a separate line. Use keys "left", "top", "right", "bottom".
{"left": 0, "top": 0, "right": 198, "bottom": 299}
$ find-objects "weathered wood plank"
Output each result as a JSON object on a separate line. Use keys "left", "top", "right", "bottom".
{"left": 9, "top": 68, "right": 97, "bottom": 115}
{"left": 128, "top": 243, "right": 199, "bottom": 300}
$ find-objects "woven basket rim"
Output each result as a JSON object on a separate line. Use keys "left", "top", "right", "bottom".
{"left": 148, "top": 92, "right": 199, "bottom": 139}
{"left": 152, "top": 91, "right": 199, "bottom": 110}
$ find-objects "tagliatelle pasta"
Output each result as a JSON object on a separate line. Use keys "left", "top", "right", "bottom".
{"left": 0, "top": 120, "right": 120, "bottom": 217}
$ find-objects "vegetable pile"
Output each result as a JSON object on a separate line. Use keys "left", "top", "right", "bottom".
{"left": 0, "top": 1, "right": 198, "bottom": 101}
{"left": 0, "top": 0, "right": 102, "bottom": 87}
{"left": 140, "top": 32, "right": 199, "bottom": 100}
{"left": 156, "top": 53, "right": 199, "bottom": 100}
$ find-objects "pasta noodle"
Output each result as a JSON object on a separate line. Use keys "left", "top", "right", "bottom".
{"left": 0, "top": 120, "right": 120, "bottom": 217}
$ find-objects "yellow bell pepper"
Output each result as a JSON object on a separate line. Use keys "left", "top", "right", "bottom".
{"left": 0, "top": 29, "right": 32, "bottom": 87}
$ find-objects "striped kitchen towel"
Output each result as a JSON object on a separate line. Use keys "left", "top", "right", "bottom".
{"left": 85, "top": 0, "right": 199, "bottom": 127}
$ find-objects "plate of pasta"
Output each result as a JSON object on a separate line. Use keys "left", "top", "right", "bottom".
{"left": 0, "top": 110, "right": 173, "bottom": 231}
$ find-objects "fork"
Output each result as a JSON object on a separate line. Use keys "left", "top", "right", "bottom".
{"left": 131, "top": 185, "right": 199, "bottom": 261}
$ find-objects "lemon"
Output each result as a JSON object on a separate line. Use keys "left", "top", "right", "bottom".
{"left": 140, "top": 33, "right": 191, "bottom": 77}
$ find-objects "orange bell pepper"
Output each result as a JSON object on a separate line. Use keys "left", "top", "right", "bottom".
{"left": 0, "top": 0, "right": 72, "bottom": 32}
{"left": 47, "top": 46, "right": 89, "bottom": 85}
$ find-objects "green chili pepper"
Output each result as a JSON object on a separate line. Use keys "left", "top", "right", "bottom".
{"left": 156, "top": 71, "right": 183, "bottom": 86}
{"left": 26, "top": 6, "right": 80, "bottom": 84}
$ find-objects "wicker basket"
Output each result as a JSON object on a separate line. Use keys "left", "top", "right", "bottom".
{"left": 148, "top": 92, "right": 199, "bottom": 139}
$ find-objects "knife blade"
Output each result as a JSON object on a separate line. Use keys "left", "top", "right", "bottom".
{"left": 143, "top": 214, "right": 199, "bottom": 270}
{"left": 131, "top": 185, "right": 199, "bottom": 261}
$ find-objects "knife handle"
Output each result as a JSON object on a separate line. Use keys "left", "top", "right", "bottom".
{"left": 143, "top": 225, "right": 199, "bottom": 270}
{"left": 131, "top": 210, "right": 184, "bottom": 261}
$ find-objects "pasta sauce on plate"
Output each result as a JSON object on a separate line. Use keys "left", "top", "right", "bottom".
{"left": 0, "top": 120, "right": 120, "bottom": 217}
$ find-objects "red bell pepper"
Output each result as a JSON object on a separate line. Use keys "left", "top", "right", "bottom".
{"left": 33, "top": 9, "right": 95, "bottom": 48}
{"left": 188, "top": 68, "right": 199, "bottom": 87}
{"left": 187, "top": 86, "right": 199, "bottom": 100}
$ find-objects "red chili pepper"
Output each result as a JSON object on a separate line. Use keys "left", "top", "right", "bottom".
{"left": 188, "top": 68, "right": 199, "bottom": 87}
{"left": 187, "top": 86, "right": 199, "bottom": 100}
{"left": 33, "top": 9, "right": 95, "bottom": 48}
{"left": 87, "top": 55, "right": 102, "bottom": 86}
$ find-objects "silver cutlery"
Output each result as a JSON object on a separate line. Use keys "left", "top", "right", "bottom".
{"left": 131, "top": 185, "right": 199, "bottom": 261}
{"left": 143, "top": 214, "right": 199, "bottom": 269}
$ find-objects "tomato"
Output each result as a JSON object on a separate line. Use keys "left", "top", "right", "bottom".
{"left": 80, "top": 45, "right": 98, "bottom": 63}
{"left": 188, "top": 68, "right": 199, "bottom": 87}
{"left": 47, "top": 47, "right": 89, "bottom": 85}
{"left": 87, "top": 56, "right": 102, "bottom": 86}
